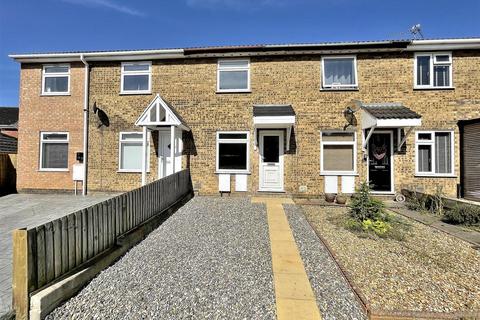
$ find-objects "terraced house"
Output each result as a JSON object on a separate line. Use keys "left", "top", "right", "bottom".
{"left": 9, "top": 38, "right": 480, "bottom": 200}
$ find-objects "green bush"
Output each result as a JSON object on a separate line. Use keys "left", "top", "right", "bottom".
{"left": 349, "top": 182, "right": 388, "bottom": 222}
{"left": 443, "top": 204, "right": 480, "bottom": 225}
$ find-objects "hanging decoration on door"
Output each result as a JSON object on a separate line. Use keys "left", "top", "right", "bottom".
{"left": 372, "top": 143, "right": 387, "bottom": 160}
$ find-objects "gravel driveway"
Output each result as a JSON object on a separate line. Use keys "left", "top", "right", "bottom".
{"left": 47, "top": 197, "right": 276, "bottom": 319}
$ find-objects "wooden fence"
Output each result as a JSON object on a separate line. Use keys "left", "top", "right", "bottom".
{"left": 12, "top": 169, "right": 192, "bottom": 318}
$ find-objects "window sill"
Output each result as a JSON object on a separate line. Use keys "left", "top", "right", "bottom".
{"left": 320, "top": 87, "right": 358, "bottom": 92}
{"left": 38, "top": 169, "right": 69, "bottom": 172}
{"left": 413, "top": 87, "right": 455, "bottom": 91}
{"left": 119, "top": 91, "right": 152, "bottom": 95}
{"left": 215, "top": 171, "right": 251, "bottom": 175}
{"left": 414, "top": 174, "right": 457, "bottom": 178}
{"left": 216, "top": 90, "right": 251, "bottom": 94}
{"left": 41, "top": 93, "right": 71, "bottom": 96}
{"left": 118, "top": 170, "right": 151, "bottom": 173}
{"left": 320, "top": 172, "right": 358, "bottom": 176}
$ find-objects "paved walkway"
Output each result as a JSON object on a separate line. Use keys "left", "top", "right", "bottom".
{"left": 0, "top": 193, "right": 113, "bottom": 315}
{"left": 390, "top": 206, "right": 480, "bottom": 248}
{"left": 252, "top": 197, "right": 322, "bottom": 320}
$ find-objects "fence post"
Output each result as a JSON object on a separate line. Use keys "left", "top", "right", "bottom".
{"left": 12, "top": 228, "right": 30, "bottom": 320}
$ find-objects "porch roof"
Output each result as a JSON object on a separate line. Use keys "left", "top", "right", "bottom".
{"left": 135, "top": 94, "right": 190, "bottom": 131}
{"left": 361, "top": 103, "right": 422, "bottom": 129}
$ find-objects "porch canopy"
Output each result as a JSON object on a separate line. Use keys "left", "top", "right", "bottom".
{"left": 253, "top": 105, "right": 296, "bottom": 150}
{"left": 135, "top": 94, "right": 190, "bottom": 185}
{"left": 361, "top": 103, "right": 422, "bottom": 151}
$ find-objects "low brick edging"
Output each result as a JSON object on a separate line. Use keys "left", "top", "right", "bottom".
{"left": 299, "top": 205, "right": 480, "bottom": 320}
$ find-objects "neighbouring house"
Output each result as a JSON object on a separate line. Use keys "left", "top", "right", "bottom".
{"left": 0, "top": 107, "right": 18, "bottom": 195}
{"left": 8, "top": 38, "right": 480, "bottom": 199}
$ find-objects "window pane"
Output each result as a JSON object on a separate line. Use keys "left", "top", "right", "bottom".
{"left": 324, "top": 58, "right": 355, "bottom": 86}
{"left": 323, "top": 145, "right": 354, "bottom": 171}
{"left": 219, "top": 133, "right": 247, "bottom": 140}
{"left": 218, "top": 143, "right": 247, "bottom": 170}
{"left": 418, "top": 133, "right": 432, "bottom": 140}
{"left": 219, "top": 60, "right": 249, "bottom": 68}
{"left": 219, "top": 70, "right": 248, "bottom": 90}
{"left": 123, "top": 74, "right": 149, "bottom": 91}
{"left": 263, "top": 136, "right": 279, "bottom": 163}
{"left": 322, "top": 132, "right": 354, "bottom": 141}
{"left": 123, "top": 64, "right": 150, "bottom": 72}
{"left": 121, "top": 133, "right": 143, "bottom": 140}
{"left": 435, "top": 133, "right": 452, "bottom": 174}
{"left": 42, "top": 143, "right": 68, "bottom": 169}
{"left": 418, "top": 145, "right": 432, "bottom": 172}
{"left": 417, "top": 56, "right": 430, "bottom": 86}
{"left": 435, "top": 55, "right": 450, "bottom": 62}
{"left": 121, "top": 142, "right": 142, "bottom": 170}
{"left": 434, "top": 65, "right": 450, "bottom": 87}
{"left": 43, "top": 133, "right": 68, "bottom": 140}
{"left": 44, "top": 76, "right": 68, "bottom": 93}
{"left": 45, "top": 66, "right": 69, "bottom": 73}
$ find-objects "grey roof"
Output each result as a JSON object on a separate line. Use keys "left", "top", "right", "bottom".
{"left": 253, "top": 105, "right": 295, "bottom": 117}
{"left": 362, "top": 103, "right": 421, "bottom": 119}
{"left": 0, "top": 107, "right": 19, "bottom": 128}
{"left": 0, "top": 133, "right": 18, "bottom": 154}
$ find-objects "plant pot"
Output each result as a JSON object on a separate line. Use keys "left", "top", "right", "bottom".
{"left": 325, "top": 193, "right": 336, "bottom": 203}
{"left": 336, "top": 195, "right": 347, "bottom": 205}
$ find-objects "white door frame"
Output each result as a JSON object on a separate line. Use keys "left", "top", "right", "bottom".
{"left": 157, "top": 130, "right": 169, "bottom": 179}
{"left": 259, "top": 130, "right": 284, "bottom": 192}
{"left": 366, "top": 130, "right": 394, "bottom": 194}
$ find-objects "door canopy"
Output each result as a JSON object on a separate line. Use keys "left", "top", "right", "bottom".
{"left": 253, "top": 104, "right": 296, "bottom": 151}
{"left": 135, "top": 94, "right": 190, "bottom": 131}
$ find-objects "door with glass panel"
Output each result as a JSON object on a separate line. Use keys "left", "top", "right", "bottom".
{"left": 259, "top": 130, "right": 284, "bottom": 192}
{"left": 368, "top": 132, "right": 393, "bottom": 193}
{"left": 158, "top": 131, "right": 172, "bottom": 178}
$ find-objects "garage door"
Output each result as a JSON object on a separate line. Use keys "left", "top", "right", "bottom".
{"left": 462, "top": 120, "right": 480, "bottom": 201}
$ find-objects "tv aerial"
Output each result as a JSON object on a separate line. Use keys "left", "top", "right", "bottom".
{"left": 410, "top": 24, "right": 424, "bottom": 39}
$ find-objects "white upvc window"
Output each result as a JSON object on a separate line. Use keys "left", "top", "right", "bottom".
{"left": 321, "top": 56, "right": 358, "bottom": 89}
{"left": 414, "top": 52, "right": 453, "bottom": 89}
{"left": 118, "top": 132, "right": 150, "bottom": 172}
{"left": 216, "top": 131, "right": 250, "bottom": 173}
{"left": 42, "top": 64, "right": 70, "bottom": 95}
{"left": 320, "top": 131, "right": 357, "bottom": 175}
{"left": 39, "top": 132, "right": 69, "bottom": 171}
{"left": 217, "top": 59, "right": 250, "bottom": 92}
{"left": 120, "top": 62, "right": 152, "bottom": 94}
{"left": 415, "top": 131, "right": 454, "bottom": 176}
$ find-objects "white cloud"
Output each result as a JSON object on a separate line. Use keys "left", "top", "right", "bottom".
{"left": 62, "top": 0, "right": 145, "bottom": 16}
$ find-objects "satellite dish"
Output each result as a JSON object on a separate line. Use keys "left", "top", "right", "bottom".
{"left": 92, "top": 102, "right": 110, "bottom": 128}
{"left": 343, "top": 100, "right": 360, "bottom": 130}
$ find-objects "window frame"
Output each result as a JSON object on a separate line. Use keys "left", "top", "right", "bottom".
{"left": 120, "top": 61, "right": 152, "bottom": 95}
{"left": 415, "top": 130, "right": 455, "bottom": 177}
{"left": 215, "top": 131, "right": 250, "bottom": 173}
{"left": 413, "top": 52, "right": 453, "bottom": 89}
{"left": 39, "top": 131, "right": 69, "bottom": 171}
{"left": 41, "top": 64, "right": 71, "bottom": 96}
{"left": 321, "top": 55, "right": 358, "bottom": 90}
{"left": 118, "top": 131, "right": 150, "bottom": 173}
{"left": 216, "top": 59, "right": 251, "bottom": 93}
{"left": 320, "top": 131, "right": 357, "bottom": 175}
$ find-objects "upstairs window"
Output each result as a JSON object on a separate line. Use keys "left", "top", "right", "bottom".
{"left": 121, "top": 62, "right": 151, "bottom": 94}
{"left": 321, "top": 131, "right": 357, "bottom": 174}
{"left": 322, "top": 56, "right": 357, "bottom": 89}
{"left": 216, "top": 132, "right": 249, "bottom": 172}
{"left": 42, "top": 65, "right": 70, "bottom": 95}
{"left": 119, "top": 132, "right": 150, "bottom": 172}
{"left": 217, "top": 60, "right": 250, "bottom": 92}
{"left": 415, "top": 131, "right": 454, "bottom": 176}
{"left": 415, "top": 53, "right": 452, "bottom": 88}
{"left": 40, "top": 132, "right": 69, "bottom": 170}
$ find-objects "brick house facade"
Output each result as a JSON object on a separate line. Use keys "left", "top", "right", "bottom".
{"left": 10, "top": 39, "right": 480, "bottom": 198}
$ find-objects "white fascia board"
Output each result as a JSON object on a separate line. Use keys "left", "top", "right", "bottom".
{"left": 253, "top": 116, "right": 295, "bottom": 125}
{"left": 407, "top": 38, "right": 480, "bottom": 51}
{"left": 376, "top": 118, "right": 422, "bottom": 128}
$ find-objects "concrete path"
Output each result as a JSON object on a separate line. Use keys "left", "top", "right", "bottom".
{"left": 0, "top": 193, "right": 113, "bottom": 316}
{"left": 252, "top": 197, "right": 322, "bottom": 320}
{"left": 390, "top": 207, "right": 480, "bottom": 248}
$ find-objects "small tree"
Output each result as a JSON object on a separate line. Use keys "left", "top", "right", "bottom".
{"left": 349, "top": 182, "right": 387, "bottom": 222}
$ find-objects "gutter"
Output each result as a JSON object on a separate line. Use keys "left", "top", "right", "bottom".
{"left": 80, "top": 54, "right": 89, "bottom": 196}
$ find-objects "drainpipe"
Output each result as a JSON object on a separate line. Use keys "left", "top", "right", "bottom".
{"left": 80, "top": 54, "right": 89, "bottom": 196}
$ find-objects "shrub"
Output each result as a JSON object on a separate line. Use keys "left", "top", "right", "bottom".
{"left": 443, "top": 204, "right": 480, "bottom": 225}
{"left": 361, "top": 219, "right": 392, "bottom": 236}
{"left": 349, "top": 182, "right": 388, "bottom": 222}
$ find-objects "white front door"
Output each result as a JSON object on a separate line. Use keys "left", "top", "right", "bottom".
{"left": 158, "top": 131, "right": 172, "bottom": 178}
{"left": 259, "top": 130, "right": 284, "bottom": 192}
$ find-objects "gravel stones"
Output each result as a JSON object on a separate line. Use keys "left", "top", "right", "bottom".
{"left": 302, "top": 205, "right": 480, "bottom": 314}
{"left": 47, "top": 197, "right": 276, "bottom": 319}
{"left": 284, "top": 204, "right": 367, "bottom": 320}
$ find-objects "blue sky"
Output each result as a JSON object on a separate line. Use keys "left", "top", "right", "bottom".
{"left": 0, "top": 0, "right": 479, "bottom": 106}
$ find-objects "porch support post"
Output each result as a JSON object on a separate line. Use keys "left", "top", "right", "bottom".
{"left": 362, "top": 126, "right": 376, "bottom": 151}
{"left": 286, "top": 126, "right": 292, "bottom": 151}
{"left": 141, "top": 126, "right": 148, "bottom": 186}
{"left": 170, "top": 125, "right": 175, "bottom": 174}
{"left": 398, "top": 127, "right": 414, "bottom": 151}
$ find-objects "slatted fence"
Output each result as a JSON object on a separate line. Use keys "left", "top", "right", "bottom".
{"left": 12, "top": 169, "right": 192, "bottom": 317}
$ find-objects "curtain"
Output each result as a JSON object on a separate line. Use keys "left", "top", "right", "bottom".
{"left": 435, "top": 133, "right": 452, "bottom": 173}
{"left": 418, "top": 145, "right": 431, "bottom": 172}
{"left": 324, "top": 59, "right": 355, "bottom": 85}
